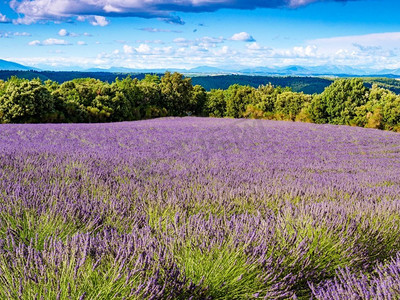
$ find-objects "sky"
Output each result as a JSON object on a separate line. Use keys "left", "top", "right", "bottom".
{"left": 0, "top": 0, "right": 399, "bottom": 70}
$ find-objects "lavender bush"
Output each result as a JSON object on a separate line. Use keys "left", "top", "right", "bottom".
{"left": 1, "top": 117, "right": 400, "bottom": 299}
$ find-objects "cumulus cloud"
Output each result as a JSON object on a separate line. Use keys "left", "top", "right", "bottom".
{"left": 28, "top": 40, "right": 41, "bottom": 46}
{"left": 58, "top": 29, "right": 68, "bottom": 36}
{"left": 90, "top": 16, "right": 109, "bottom": 26}
{"left": 246, "top": 42, "right": 272, "bottom": 52}
{"left": 230, "top": 32, "right": 255, "bottom": 42}
{"left": 43, "top": 38, "right": 71, "bottom": 45}
{"left": 0, "top": 13, "right": 11, "bottom": 23}
{"left": 292, "top": 45, "right": 318, "bottom": 57}
{"left": 9, "top": 0, "right": 359, "bottom": 25}
{"left": 28, "top": 38, "right": 71, "bottom": 46}
{"left": 77, "top": 41, "right": 87, "bottom": 45}
{"left": 136, "top": 44, "right": 151, "bottom": 54}
{"left": 123, "top": 45, "right": 134, "bottom": 54}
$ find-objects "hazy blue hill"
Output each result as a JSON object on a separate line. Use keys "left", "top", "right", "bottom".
{"left": 188, "top": 66, "right": 229, "bottom": 73}
{"left": 0, "top": 59, "right": 38, "bottom": 71}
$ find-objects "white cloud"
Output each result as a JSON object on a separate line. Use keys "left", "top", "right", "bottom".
{"left": 15, "top": 30, "right": 400, "bottom": 71}
{"left": 214, "top": 45, "right": 229, "bottom": 55}
{"left": 9, "top": 0, "right": 354, "bottom": 25}
{"left": 28, "top": 38, "right": 71, "bottom": 46}
{"left": 123, "top": 45, "right": 134, "bottom": 54}
{"left": 43, "top": 38, "right": 70, "bottom": 45}
{"left": 230, "top": 32, "right": 255, "bottom": 42}
{"left": 135, "top": 39, "right": 164, "bottom": 44}
{"left": 292, "top": 45, "right": 318, "bottom": 57}
{"left": 58, "top": 29, "right": 68, "bottom": 36}
{"left": 1, "top": 31, "right": 32, "bottom": 38}
{"left": 173, "top": 36, "right": 224, "bottom": 48}
{"left": 90, "top": 16, "right": 109, "bottom": 26}
{"left": 245, "top": 42, "right": 272, "bottom": 52}
{"left": 136, "top": 44, "right": 151, "bottom": 54}
{"left": 77, "top": 41, "right": 87, "bottom": 45}
{"left": 288, "top": 0, "right": 318, "bottom": 8}
{"left": 173, "top": 37, "right": 189, "bottom": 44}
{"left": 246, "top": 42, "right": 261, "bottom": 50}
{"left": 309, "top": 32, "right": 400, "bottom": 53}
{"left": 0, "top": 13, "right": 11, "bottom": 23}
{"left": 58, "top": 29, "right": 81, "bottom": 37}
{"left": 13, "top": 32, "right": 31, "bottom": 36}
{"left": 28, "top": 40, "right": 41, "bottom": 46}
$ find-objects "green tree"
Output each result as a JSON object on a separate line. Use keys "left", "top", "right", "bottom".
{"left": 224, "top": 84, "right": 254, "bottom": 118}
{"left": 52, "top": 81, "right": 89, "bottom": 122}
{"left": 275, "top": 91, "right": 311, "bottom": 121}
{"left": 0, "top": 77, "right": 54, "bottom": 123}
{"left": 381, "top": 94, "right": 400, "bottom": 131}
{"left": 251, "top": 84, "right": 279, "bottom": 114}
{"left": 204, "top": 89, "right": 226, "bottom": 117}
{"left": 318, "top": 78, "right": 368, "bottom": 125}
{"left": 353, "top": 85, "right": 389, "bottom": 129}
{"left": 308, "top": 94, "right": 328, "bottom": 124}
{"left": 160, "top": 72, "right": 193, "bottom": 116}
{"left": 138, "top": 76, "right": 162, "bottom": 115}
{"left": 190, "top": 85, "right": 207, "bottom": 116}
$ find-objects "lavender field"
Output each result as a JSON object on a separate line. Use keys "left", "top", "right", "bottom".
{"left": 1, "top": 117, "right": 400, "bottom": 299}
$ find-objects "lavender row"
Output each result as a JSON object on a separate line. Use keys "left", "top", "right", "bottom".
{"left": 310, "top": 253, "right": 400, "bottom": 299}
{"left": 1, "top": 117, "right": 400, "bottom": 298}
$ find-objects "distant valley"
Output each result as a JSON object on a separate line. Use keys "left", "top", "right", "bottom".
{"left": 2, "top": 58, "right": 400, "bottom": 77}
{"left": 1, "top": 59, "right": 400, "bottom": 95}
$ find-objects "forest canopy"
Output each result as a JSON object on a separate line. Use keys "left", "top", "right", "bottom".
{"left": 1, "top": 72, "right": 400, "bottom": 132}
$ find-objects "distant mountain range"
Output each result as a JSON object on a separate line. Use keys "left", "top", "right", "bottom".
{"left": 0, "top": 59, "right": 39, "bottom": 71}
{"left": 1, "top": 58, "right": 400, "bottom": 77}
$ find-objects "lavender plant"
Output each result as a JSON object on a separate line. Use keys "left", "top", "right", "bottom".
{"left": 1, "top": 117, "right": 400, "bottom": 299}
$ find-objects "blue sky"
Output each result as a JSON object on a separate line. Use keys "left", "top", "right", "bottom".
{"left": 0, "top": 0, "right": 399, "bottom": 70}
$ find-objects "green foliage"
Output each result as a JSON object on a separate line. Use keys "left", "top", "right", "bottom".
{"left": 318, "top": 78, "right": 369, "bottom": 125}
{"left": 137, "top": 78, "right": 162, "bottom": 117}
{"left": 251, "top": 84, "right": 280, "bottom": 113}
{"left": 381, "top": 94, "right": 400, "bottom": 131}
{"left": 0, "top": 77, "right": 54, "bottom": 123}
{"left": 363, "top": 77, "right": 400, "bottom": 94}
{"left": 204, "top": 89, "right": 226, "bottom": 117}
{"left": 190, "top": 85, "right": 207, "bottom": 116}
{"left": 112, "top": 76, "right": 143, "bottom": 120}
{"left": 308, "top": 94, "right": 328, "bottom": 124}
{"left": 160, "top": 72, "right": 194, "bottom": 116}
{"left": 243, "top": 104, "right": 266, "bottom": 119}
{"left": 224, "top": 84, "right": 254, "bottom": 118}
{"left": 275, "top": 92, "right": 311, "bottom": 121}
{"left": 191, "top": 74, "right": 333, "bottom": 94}
{"left": 51, "top": 81, "right": 89, "bottom": 122}
{"left": 175, "top": 242, "right": 267, "bottom": 299}
{"left": 1, "top": 73, "right": 400, "bottom": 133}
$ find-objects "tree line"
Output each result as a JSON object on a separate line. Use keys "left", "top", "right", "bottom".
{"left": 1, "top": 72, "right": 400, "bottom": 132}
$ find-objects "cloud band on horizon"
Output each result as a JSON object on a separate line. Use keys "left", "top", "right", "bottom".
{"left": 9, "top": 0, "right": 359, "bottom": 25}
